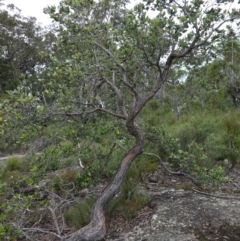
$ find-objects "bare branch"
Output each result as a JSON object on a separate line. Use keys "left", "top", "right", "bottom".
{"left": 194, "top": 18, "right": 236, "bottom": 49}
{"left": 21, "top": 231, "right": 32, "bottom": 241}
{"left": 114, "top": 141, "right": 128, "bottom": 152}
{"left": 115, "top": 144, "right": 200, "bottom": 185}
{"left": 65, "top": 107, "right": 127, "bottom": 120}
{"left": 102, "top": 76, "right": 128, "bottom": 117}
{"left": 93, "top": 39, "right": 139, "bottom": 100}
{"left": 93, "top": 40, "right": 126, "bottom": 72}
{"left": 192, "top": 188, "right": 240, "bottom": 200}
{"left": 142, "top": 152, "right": 202, "bottom": 186}
{"left": 170, "top": 30, "right": 201, "bottom": 58}
{"left": 22, "top": 227, "right": 62, "bottom": 239}
{"left": 133, "top": 14, "right": 236, "bottom": 119}
{"left": 48, "top": 207, "right": 61, "bottom": 236}
{"left": 121, "top": 72, "right": 139, "bottom": 102}
{"left": 141, "top": 42, "right": 158, "bottom": 68}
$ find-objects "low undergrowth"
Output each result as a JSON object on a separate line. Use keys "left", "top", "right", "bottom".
{"left": 64, "top": 180, "right": 150, "bottom": 230}
{"left": 1, "top": 102, "right": 240, "bottom": 240}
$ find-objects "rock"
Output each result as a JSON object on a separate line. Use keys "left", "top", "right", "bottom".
{"left": 39, "top": 179, "right": 51, "bottom": 187}
{"left": 148, "top": 175, "right": 159, "bottom": 183}
{"left": 220, "top": 186, "right": 229, "bottom": 192}
{"left": 234, "top": 176, "right": 240, "bottom": 183}
{"left": 78, "top": 188, "right": 89, "bottom": 197}
{"left": 121, "top": 190, "right": 240, "bottom": 241}
{"left": 232, "top": 188, "right": 240, "bottom": 193}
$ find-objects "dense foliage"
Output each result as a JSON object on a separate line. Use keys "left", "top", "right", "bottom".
{"left": 0, "top": 0, "right": 240, "bottom": 240}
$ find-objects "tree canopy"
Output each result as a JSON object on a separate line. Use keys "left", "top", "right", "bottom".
{"left": 0, "top": 3, "right": 56, "bottom": 92}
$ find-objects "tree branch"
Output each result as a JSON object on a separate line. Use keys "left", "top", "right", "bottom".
{"left": 22, "top": 227, "right": 62, "bottom": 239}
{"left": 52, "top": 108, "right": 127, "bottom": 120}
{"left": 142, "top": 152, "right": 202, "bottom": 186}
{"left": 192, "top": 188, "right": 240, "bottom": 200}
{"left": 93, "top": 40, "right": 125, "bottom": 72}
{"left": 121, "top": 72, "right": 139, "bottom": 102}
{"left": 194, "top": 18, "right": 236, "bottom": 49}
{"left": 93, "top": 39, "right": 139, "bottom": 101}
{"left": 102, "top": 76, "right": 128, "bottom": 117}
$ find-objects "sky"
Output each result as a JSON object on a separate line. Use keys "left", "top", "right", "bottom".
{"left": 3, "top": 0, "right": 61, "bottom": 25}
{"left": 2, "top": 0, "right": 238, "bottom": 26}
{"left": 2, "top": 0, "right": 142, "bottom": 26}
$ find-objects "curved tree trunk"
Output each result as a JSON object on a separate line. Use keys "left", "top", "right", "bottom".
{"left": 62, "top": 120, "right": 144, "bottom": 241}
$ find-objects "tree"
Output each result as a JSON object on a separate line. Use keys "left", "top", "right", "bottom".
{"left": 3, "top": 0, "right": 240, "bottom": 240}
{"left": 0, "top": 3, "right": 56, "bottom": 92}
{"left": 0, "top": 3, "right": 57, "bottom": 154}
{"left": 213, "top": 32, "right": 240, "bottom": 106}
{"left": 184, "top": 30, "right": 240, "bottom": 110}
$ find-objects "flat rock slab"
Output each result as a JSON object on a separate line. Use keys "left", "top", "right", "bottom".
{"left": 121, "top": 189, "right": 240, "bottom": 241}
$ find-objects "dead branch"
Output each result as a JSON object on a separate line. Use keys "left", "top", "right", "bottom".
{"left": 114, "top": 141, "right": 128, "bottom": 152}
{"left": 114, "top": 142, "right": 202, "bottom": 186}
{"left": 142, "top": 152, "right": 202, "bottom": 186}
{"left": 22, "top": 227, "right": 62, "bottom": 239}
{"left": 192, "top": 188, "right": 240, "bottom": 200}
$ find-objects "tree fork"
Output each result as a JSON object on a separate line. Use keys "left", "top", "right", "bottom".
{"left": 62, "top": 121, "right": 144, "bottom": 241}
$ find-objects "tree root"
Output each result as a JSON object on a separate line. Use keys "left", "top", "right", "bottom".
{"left": 192, "top": 188, "right": 240, "bottom": 200}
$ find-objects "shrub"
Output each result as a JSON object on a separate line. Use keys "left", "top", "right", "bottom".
{"left": 6, "top": 157, "right": 22, "bottom": 171}
{"left": 64, "top": 197, "right": 95, "bottom": 229}
{"left": 75, "top": 160, "right": 101, "bottom": 188}
{"left": 36, "top": 146, "right": 61, "bottom": 173}
{"left": 205, "top": 132, "right": 227, "bottom": 161}
{"left": 209, "top": 166, "right": 224, "bottom": 183}
{"left": 126, "top": 156, "right": 158, "bottom": 181}
{"left": 221, "top": 110, "right": 240, "bottom": 166}
{"left": 106, "top": 180, "right": 150, "bottom": 220}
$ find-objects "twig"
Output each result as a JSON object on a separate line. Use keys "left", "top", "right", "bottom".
{"left": 192, "top": 188, "right": 240, "bottom": 200}
{"left": 22, "top": 227, "right": 62, "bottom": 239}
{"left": 100, "top": 143, "right": 117, "bottom": 175}
{"left": 115, "top": 145, "right": 202, "bottom": 186}
{"left": 233, "top": 182, "right": 240, "bottom": 189}
{"left": 114, "top": 142, "right": 128, "bottom": 152}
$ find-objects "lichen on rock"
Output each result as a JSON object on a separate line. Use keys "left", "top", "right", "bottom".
{"left": 120, "top": 189, "right": 240, "bottom": 241}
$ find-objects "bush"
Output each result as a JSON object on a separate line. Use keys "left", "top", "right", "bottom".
{"left": 145, "top": 126, "right": 180, "bottom": 160}
{"left": 75, "top": 162, "right": 101, "bottom": 188}
{"left": 169, "top": 141, "right": 211, "bottom": 176}
{"left": 64, "top": 197, "right": 95, "bottom": 229}
{"left": 6, "top": 157, "right": 22, "bottom": 172}
{"left": 35, "top": 146, "right": 61, "bottom": 173}
{"left": 209, "top": 166, "right": 224, "bottom": 183}
{"left": 106, "top": 180, "right": 150, "bottom": 220}
{"left": 126, "top": 156, "right": 158, "bottom": 181}
{"left": 205, "top": 132, "right": 227, "bottom": 161}
{"left": 221, "top": 110, "right": 240, "bottom": 166}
